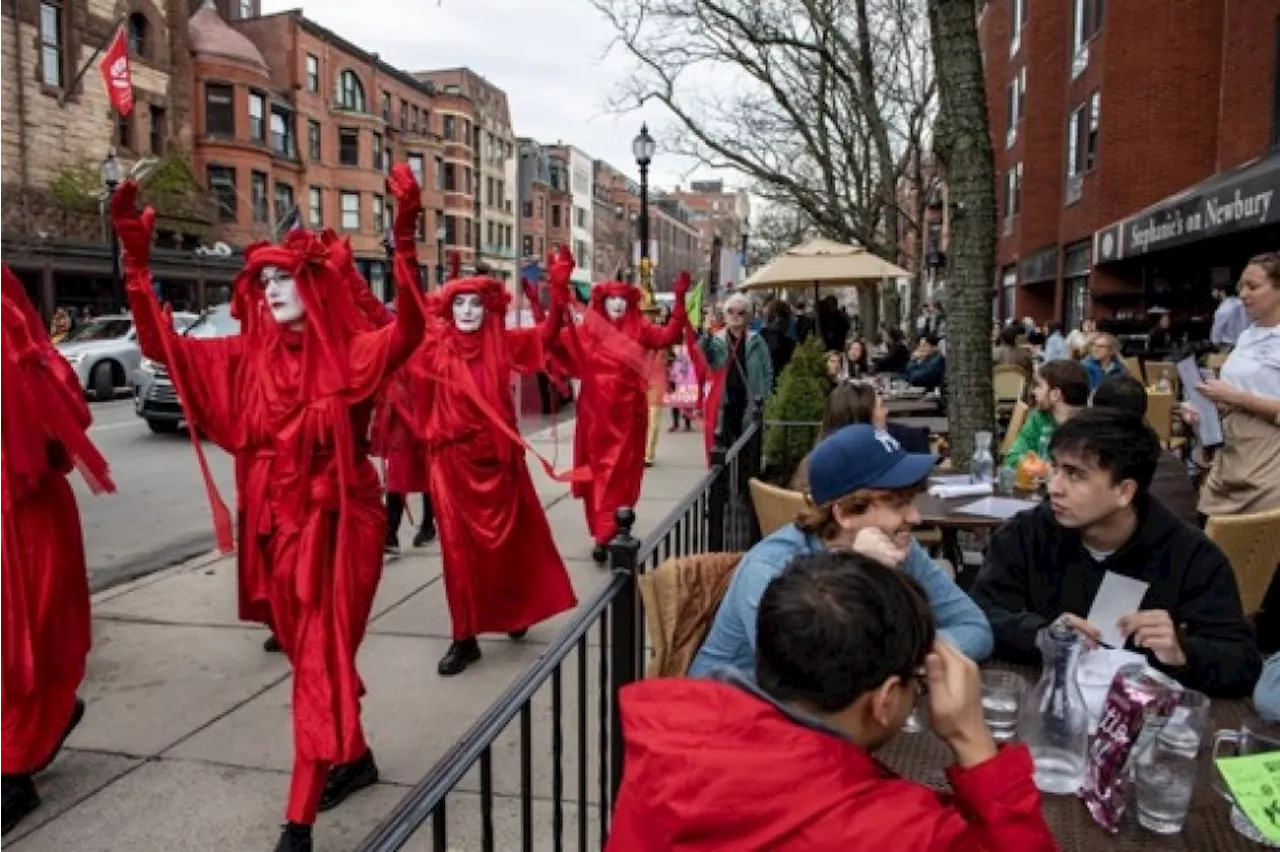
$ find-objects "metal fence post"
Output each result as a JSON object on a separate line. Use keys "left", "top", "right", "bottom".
{"left": 607, "top": 507, "right": 641, "bottom": 802}
{"left": 707, "top": 447, "right": 727, "bottom": 552}
{"left": 743, "top": 408, "right": 765, "bottom": 543}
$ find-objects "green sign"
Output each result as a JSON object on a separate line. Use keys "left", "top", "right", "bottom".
{"left": 1217, "top": 752, "right": 1280, "bottom": 843}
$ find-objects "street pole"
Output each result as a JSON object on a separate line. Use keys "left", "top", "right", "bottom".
{"left": 100, "top": 148, "right": 124, "bottom": 310}
{"left": 632, "top": 125, "right": 656, "bottom": 307}
{"left": 435, "top": 224, "right": 446, "bottom": 286}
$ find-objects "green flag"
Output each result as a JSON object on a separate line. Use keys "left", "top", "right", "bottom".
{"left": 686, "top": 281, "right": 705, "bottom": 330}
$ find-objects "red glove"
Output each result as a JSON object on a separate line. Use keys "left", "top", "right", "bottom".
{"left": 548, "top": 244, "right": 575, "bottom": 303}
{"left": 521, "top": 277, "right": 540, "bottom": 305}
{"left": 387, "top": 164, "right": 423, "bottom": 251}
{"left": 110, "top": 181, "right": 156, "bottom": 274}
{"left": 674, "top": 271, "right": 692, "bottom": 305}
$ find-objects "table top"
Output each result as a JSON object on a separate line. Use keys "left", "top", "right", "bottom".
{"left": 885, "top": 398, "right": 943, "bottom": 415}
{"left": 895, "top": 415, "right": 950, "bottom": 436}
{"left": 915, "top": 491, "right": 1039, "bottom": 529}
{"left": 877, "top": 663, "right": 1261, "bottom": 850}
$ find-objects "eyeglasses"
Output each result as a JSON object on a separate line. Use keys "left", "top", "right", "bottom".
{"left": 725, "top": 308, "right": 745, "bottom": 316}
{"left": 905, "top": 665, "right": 929, "bottom": 697}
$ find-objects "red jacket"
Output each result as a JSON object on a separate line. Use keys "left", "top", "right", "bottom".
{"left": 607, "top": 679, "right": 1059, "bottom": 852}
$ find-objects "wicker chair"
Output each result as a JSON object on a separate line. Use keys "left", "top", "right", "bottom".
{"left": 1000, "top": 400, "right": 1030, "bottom": 459}
{"left": 1145, "top": 390, "right": 1175, "bottom": 447}
{"left": 748, "top": 478, "right": 809, "bottom": 538}
{"left": 1205, "top": 508, "right": 1280, "bottom": 614}
{"left": 1144, "top": 362, "right": 1180, "bottom": 396}
{"left": 1123, "top": 356, "right": 1144, "bottom": 381}
{"left": 993, "top": 365, "right": 1027, "bottom": 415}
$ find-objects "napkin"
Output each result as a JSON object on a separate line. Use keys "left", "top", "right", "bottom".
{"left": 928, "top": 482, "right": 994, "bottom": 499}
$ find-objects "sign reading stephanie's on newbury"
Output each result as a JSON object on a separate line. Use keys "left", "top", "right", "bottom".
{"left": 1093, "top": 152, "right": 1280, "bottom": 264}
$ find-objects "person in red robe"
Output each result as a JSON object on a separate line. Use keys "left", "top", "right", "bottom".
{"left": 409, "top": 247, "right": 581, "bottom": 676}
{"left": 558, "top": 275, "right": 690, "bottom": 563}
{"left": 1, "top": 267, "right": 114, "bottom": 834}
{"left": 112, "top": 167, "right": 427, "bottom": 852}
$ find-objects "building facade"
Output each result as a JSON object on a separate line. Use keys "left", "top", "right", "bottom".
{"left": 549, "top": 143, "right": 595, "bottom": 290}
{"left": 516, "top": 138, "right": 571, "bottom": 279}
{"left": 650, "top": 195, "right": 701, "bottom": 290}
{"left": 894, "top": 149, "right": 951, "bottom": 314}
{"left": 592, "top": 159, "right": 639, "bottom": 282}
{"left": 980, "top": 0, "right": 1280, "bottom": 331}
{"left": 416, "top": 68, "right": 516, "bottom": 282}
{"left": 669, "top": 179, "right": 751, "bottom": 286}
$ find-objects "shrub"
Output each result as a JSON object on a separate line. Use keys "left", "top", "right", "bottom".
{"left": 762, "top": 335, "right": 828, "bottom": 484}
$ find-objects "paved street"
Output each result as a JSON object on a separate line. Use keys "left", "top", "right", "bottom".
{"left": 7, "top": 419, "right": 708, "bottom": 851}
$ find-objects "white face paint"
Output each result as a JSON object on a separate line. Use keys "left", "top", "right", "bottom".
{"left": 452, "top": 293, "right": 485, "bottom": 333}
{"left": 604, "top": 295, "right": 628, "bottom": 321}
{"left": 262, "top": 265, "right": 305, "bottom": 327}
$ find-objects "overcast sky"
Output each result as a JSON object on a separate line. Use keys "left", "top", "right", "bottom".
{"left": 260, "top": 0, "right": 722, "bottom": 192}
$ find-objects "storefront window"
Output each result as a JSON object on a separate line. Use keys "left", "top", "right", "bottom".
{"left": 1000, "top": 266, "right": 1017, "bottom": 322}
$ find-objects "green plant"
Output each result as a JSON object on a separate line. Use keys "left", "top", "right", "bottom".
{"left": 762, "top": 335, "right": 829, "bottom": 484}
{"left": 50, "top": 162, "right": 102, "bottom": 209}
{"left": 143, "top": 153, "right": 200, "bottom": 198}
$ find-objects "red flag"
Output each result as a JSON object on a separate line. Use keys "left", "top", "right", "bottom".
{"left": 98, "top": 29, "right": 134, "bottom": 116}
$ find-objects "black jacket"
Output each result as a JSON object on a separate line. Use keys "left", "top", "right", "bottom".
{"left": 971, "top": 497, "right": 1261, "bottom": 698}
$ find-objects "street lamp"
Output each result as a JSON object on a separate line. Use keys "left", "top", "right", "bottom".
{"left": 100, "top": 147, "right": 124, "bottom": 307}
{"left": 435, "top": 224, "right": 447, "bottom": 285}
{"left": 631, "top": 124, "right": 655, "bottom": 294}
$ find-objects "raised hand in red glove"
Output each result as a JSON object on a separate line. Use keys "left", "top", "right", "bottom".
{"left": 110, "top": 180, "right": 156, "bottom": 275}
{"left": 547, "top": 244, "right": 575, "bottom": 306}
{"left": 387, "top": 164, "right": 423, "bottom": 251}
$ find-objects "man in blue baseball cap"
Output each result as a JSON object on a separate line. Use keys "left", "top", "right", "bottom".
{"left": 689, "top": 424, "right": 993, "bottom": 679}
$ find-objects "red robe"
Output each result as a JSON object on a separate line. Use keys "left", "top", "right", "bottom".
{"left": 412, "top": 278, "right": 578, "bottom": 639}
{"left": 1, "top": 266, "right": 114, "bottom": 775}
{"left": 559, "top": 283, "right": 686, "bottom": 545}
{"left": 124, "top": 229, "right": 424, "bottom": 823}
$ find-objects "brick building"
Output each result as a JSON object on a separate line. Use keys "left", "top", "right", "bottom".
{"left": 981, "top": 0, "right": 1280, "bottom": 332}
{"left": 591, "top": 159, "right": 639, "bottom": 282}
{"left": 650, "top": 194, "right": 700, "bottom": 289}
{"left": 516, "top": 138, "right": 572, "bottom": 278}
{"left": 894, "top": 149, "right": 951, "bottom": 314}
{"left": 669, "top": 179, "right": 750, "bottom": 287}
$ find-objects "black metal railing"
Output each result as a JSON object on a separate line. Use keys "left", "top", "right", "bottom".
{"left": 356, "top": 411, "right": 764, "bottom": 852}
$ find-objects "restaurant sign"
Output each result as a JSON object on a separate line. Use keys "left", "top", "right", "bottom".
{"left": 1094, "top": 152, "right": 1279, "bottom": 264}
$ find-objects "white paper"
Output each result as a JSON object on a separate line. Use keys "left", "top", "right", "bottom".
{"left": 1086, "top": 571, "right": 1152, "bottom": 650}
{"left": 1176, "top": 356, "right": 1224, "bottom": 447}
{"left": 929, "top": 482, "right": 994, "bottom": 499}
{"left": 952, "top": 496, "right": 1038, "bottom": 520}
{"left": 1077, "top": 647, "right": 1147, "bottom": 733}
{"left": 929, "top": 474, "right": 974, "bottom": 487}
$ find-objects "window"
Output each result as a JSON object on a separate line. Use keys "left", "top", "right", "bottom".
{"left": 523, "top": 235, "right": 534, "bottom": 257}
{"left": 305, "top": 55, "right": 319, "bottom": 92}
{"left": 307, "top": 119, "right": 321, "bottom": 161}
{"left": 340, "top": 191, "right": 360, "bottom": 231}
{"left": 1066, "top": 91, "right": 1099, "bottom": 184}
{"left": 337, "top": 70, "right": 366, "bottom": 113}
{"left": 408, "top": 154, "right": 425, "bottom": 186}
{"left": 522, "top": 200, "right": 533, "bottom": 217}
{"left": 208, "top": 166, "right": 237, "bottom": 221}
{"left": 487, "top": 220, "right": 495, "bottom": 246}
{"left": 444, "top": 163, "right": 456, "bottom": 192}
{"left": 463, "top": 167, "right": 472, "bottom": 195}
{"left": 270, "top": 109, "right": 294, "bottom": 156}
{"left": 551, "top": 204, "right": 561, "bottom": 227}
{"left": 373, "top": 132, "right": 384, "bottom": 169}
{"left": 372, "top": 195, "right": 384, "bottom": 234}
{"left": 249, "top": 92, "right": 265, "bottom": 141}
{"left": 417, "top": 211, "right": 427, "bottom": 242}
{"left": 1072, "top": 0, "right": 1103, "bottom": 77}
{"left": 384, "top": 147, "right": 391, "bottom": 175}
{"left": 486, "top": 177, "right": 494, "bottom": 207}
{"left": 237, "top": 0, "right": 252, "bottom": 18}
{"left": 434, "top": 156, "right": 444, "bottom": 190}
{"left": 338, "top": 127, "right": 359, "bottom": 166}
{"left": 443, "top": 115, "right": 455, "bottom": 140}
{"left": 115, "top": 112, "right": 131, "bottom": 149}
{"left": 127, "top": 13, "right": 148, "bottom": 58}
{"left": 308, "top": 187, "right": 322, "bottom": 227}
{"left": 149, "top": 105, "right": 165, "bottom": 155}
{"left": 274, "top": 182, "right": 295, "bottom": 224}
{"left": 575, "top": 206, "right": 587, "bottom": 228}
{"left": 1003, "top": 162, "right": 1022, "bottom": 221}
{"left": 251, "top": 171, "right": 268, "bottom": 223}
{"left": 400, "top": 100, "right": 408, "bottom": 130}
{"left": 1005, "top": 66, "right": 1026, "bottom": 147}
{"left": 381, "top": 91, "right": 392, "bottom": 123}
{"left": 205, "top": 83, "right": 234, "bottom": 136}
{"left": 1010, "top": 0, "right": 1026, "bottom": 55}
{"left": 1000, "top": 266, "right": 1017, "bottom": 321}
{"left": 445, "top": 215, "right": 457, "bottom": 245}
{"left": 40, "top": 1, "right": 63, "bottom": 87}
{"left": 411, "top": 105, "right": 419, "bottom": 132}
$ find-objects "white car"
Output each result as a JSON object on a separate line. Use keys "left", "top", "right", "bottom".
{"left": 56, "top": 313, "right": 196, "bottom": 400}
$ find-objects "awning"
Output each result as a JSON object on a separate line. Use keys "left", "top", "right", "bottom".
{"left": 1093, "top": 150, "right": 1280, "bottom": 265}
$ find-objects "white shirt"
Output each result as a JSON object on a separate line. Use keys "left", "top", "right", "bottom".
{"left": 1221, "top": 324, "right": 1280, "bottom": 400}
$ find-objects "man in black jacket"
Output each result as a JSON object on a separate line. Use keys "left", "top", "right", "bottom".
{"left": 971, "top": 408, "right": 1261, "bottom": 698}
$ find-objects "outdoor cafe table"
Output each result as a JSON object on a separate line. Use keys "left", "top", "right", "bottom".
{"left": 895, "top": 415, "right": 949, "bottom": 436}
{"left": 884, "top": 397, "right": 943, "bottom": 415}
{"left": 876, "top": 662, "right": 1262, "bottom": 850}
{"left": 915, "top": 491, "right": 1034, "bottom": 586}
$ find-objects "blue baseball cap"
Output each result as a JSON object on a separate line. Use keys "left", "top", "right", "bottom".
{"left": 808, "top": 424, "right": 938, "bottom": 505}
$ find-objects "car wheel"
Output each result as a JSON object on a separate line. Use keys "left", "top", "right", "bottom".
{"left": 145, "top": 419, "right": 180, "bottom": 434}
{"left": 90, "top": 361, "right": 116, "bottom": 401}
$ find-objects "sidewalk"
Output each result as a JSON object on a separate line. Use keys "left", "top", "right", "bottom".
{"left": 9, "top": 420, "right": 710, "bottom": 851}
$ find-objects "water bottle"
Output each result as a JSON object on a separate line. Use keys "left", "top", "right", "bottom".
{"left": 970, "top": 430, "right": 995, "bottom": 485}
{"left": 1156, "top": 376, "right": 1171, "bottom": 393}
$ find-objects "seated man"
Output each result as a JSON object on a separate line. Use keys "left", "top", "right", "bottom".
{"left": 1002, "top": 359, "right": 1089, "bottom": 469}
{"left": 689, "top": 424, "right": 992, "bottom": 678}
{"left": 903, "top": 333, "right": 946, "bottom": 391}
{"left": 608, "top": 553, "right": 1057, "bottom": 850}
{"left": 972, "top": 409, "right": 1261, "bottom": 697}
{"left": 1089, "top": 375, "right": 1200, "bottom": 527}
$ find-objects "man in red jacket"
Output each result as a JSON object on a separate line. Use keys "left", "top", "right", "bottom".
{"left": 608, "top": 551, "right": 1058, "bottom": 851}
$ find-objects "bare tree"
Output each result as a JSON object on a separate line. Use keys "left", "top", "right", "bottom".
{"left": 928, "top": 0, "right": 995, "bottom": 464}
{"left": 746, "top": 204, "right": 814, "bottom": 271}
{"left": 591, "top": 0, "right": 935, "bottom": 332}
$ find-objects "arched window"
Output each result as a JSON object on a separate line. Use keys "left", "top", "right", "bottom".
{"left": 127, "top": 12, "right": 148, "bottom": 58}
{"left": 336, "top": 69, "right": 365, "bottom": 113}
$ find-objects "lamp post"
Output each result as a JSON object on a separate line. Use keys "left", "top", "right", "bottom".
{"left": 100, "top": 147, "right": 124, "bottom": 308}
{"left": 435, "top": 224, "right": 447, "bottom": 285}
{"left": 631, "top": 124, "right": 655, "bottom": 301}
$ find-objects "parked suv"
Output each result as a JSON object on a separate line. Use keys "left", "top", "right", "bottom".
{"left": 57, "top": 312, "right": 196, "bottom": 400}
{"left": 133, "top": 304, "right": 240, "bottom": 433}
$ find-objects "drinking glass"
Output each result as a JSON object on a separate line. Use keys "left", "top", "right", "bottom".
{"left": 1213, "top": 716, "right": 1280, "bottom": 846}
{"left": 1136, "top": 740, "right": 1197, "bottom": 834}
{"left": 1159, "top": 689, "right": 1210, "bottom": 758}
{"left": 981, "top": 670, "right": 1023, "bottom": 743}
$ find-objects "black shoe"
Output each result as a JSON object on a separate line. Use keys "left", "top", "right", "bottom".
{"left": 412, "top": 525, "right": 437, "bottom": 548}
{"left": 592, "top": 545, "right": 609, "bottom": 565}
{"left": 32, "top": 697, "right": 85, "bottom": 775}
{"left": 384, "top": 537, "right": 401, "bottom": 558}
{"left": 508, "top": 629, "right": 528, "bottom": 641}
{"left": 437, "top": 639, "right": 482, "bottom": 676}
{"left": 263, "top": 634, "right": 283, "bottom": 653}
{"left": 273, "top": 821, "right": 312, "bottom": 852}
{"left": 318, "top": 749, "right": 379, "bottom": 812}
{"left": 1, "top": 775, "right": 39, "bottom": 835}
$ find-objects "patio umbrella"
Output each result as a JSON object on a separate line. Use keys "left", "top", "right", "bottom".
{"left": 738, "top": 237, "right": 909, "bottom": 292}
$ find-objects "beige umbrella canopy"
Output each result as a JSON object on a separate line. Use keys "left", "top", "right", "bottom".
{"left": 739, "top": 237, "right": 910, "bottom": 291}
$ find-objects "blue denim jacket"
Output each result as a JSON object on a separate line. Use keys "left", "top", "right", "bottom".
{"left": 688, "top": 524, "right": 994, "bottom": 679}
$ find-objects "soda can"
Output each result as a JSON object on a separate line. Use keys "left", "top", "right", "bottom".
{"left": 1082, "top": 663, "right": 1182, "bottom": 832}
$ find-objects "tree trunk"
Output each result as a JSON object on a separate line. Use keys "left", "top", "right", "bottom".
{"left": 929, "top": 0, "right": 996, "bottom": 466}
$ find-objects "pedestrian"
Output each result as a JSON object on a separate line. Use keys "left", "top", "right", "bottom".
{"left": 112, "top": 168, "right": 428, "bottom": 852}
{"left": 558, "top": 274, "right": 690, "bottom": 562}
{"left": 1, "top": 266, "right": 115, "bottom": 834}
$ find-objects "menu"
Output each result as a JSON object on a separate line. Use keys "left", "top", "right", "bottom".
{"left": 1177, "top": 356, "right": 1223, "bottom": 448}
